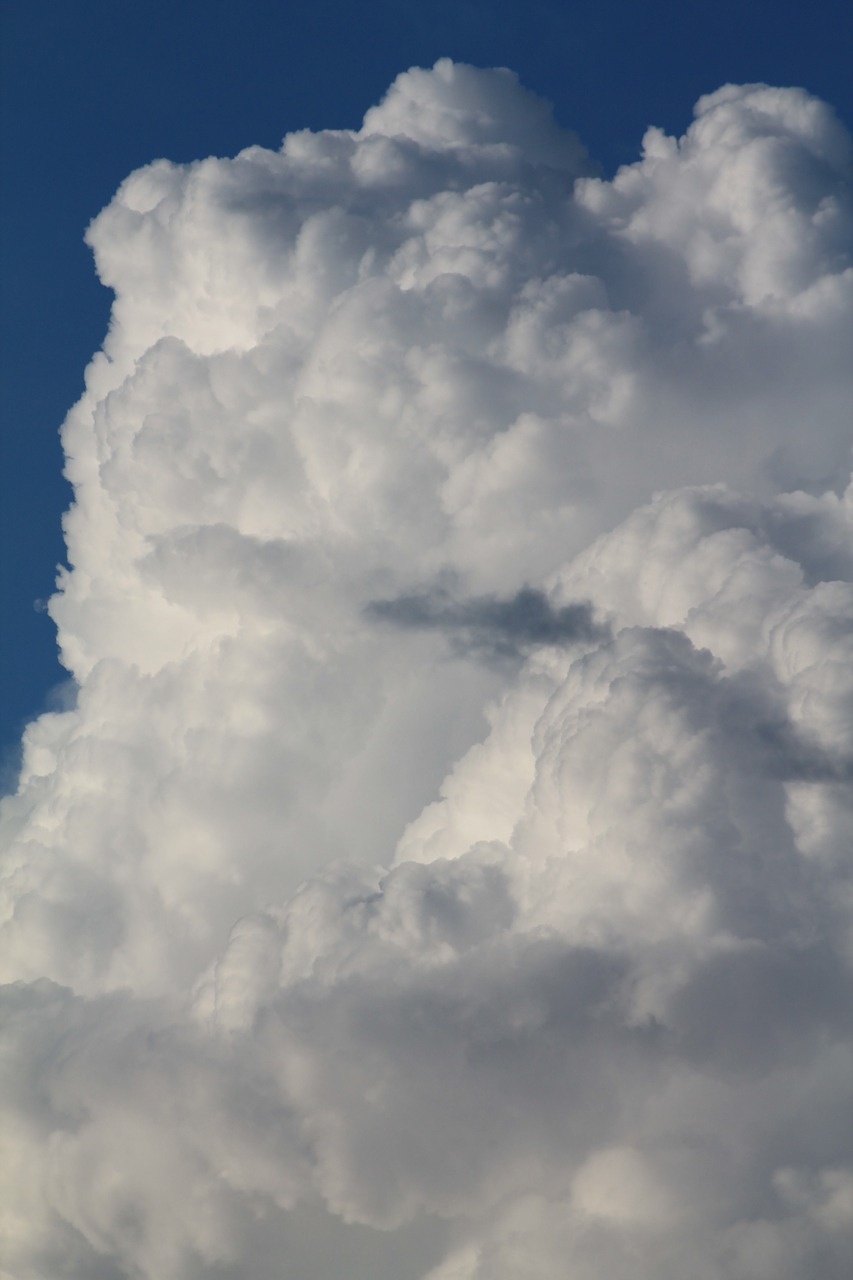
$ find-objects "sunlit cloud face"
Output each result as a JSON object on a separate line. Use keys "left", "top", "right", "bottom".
{"left": 2, "top": 60, "right": 852, "bottom": 1279}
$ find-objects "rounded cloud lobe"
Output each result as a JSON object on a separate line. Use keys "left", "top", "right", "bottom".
{"left": 2, "top": 60, "right": 852, "bottom": 1278}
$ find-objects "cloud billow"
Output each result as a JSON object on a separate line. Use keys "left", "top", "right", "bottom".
{"left": 1, "top": 60, "right": 852, "bottom": 1279}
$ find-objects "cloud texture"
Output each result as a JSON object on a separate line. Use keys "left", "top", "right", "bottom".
{"left": 2, "top": 60, "right": 852, "bottom": 1278}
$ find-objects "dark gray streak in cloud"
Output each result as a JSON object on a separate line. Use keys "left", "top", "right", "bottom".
{"left": 367, "top": 587, "right": 607, "bottom": 660}
{"left": 715, "top": 671, "right": 853, "bottom": 784}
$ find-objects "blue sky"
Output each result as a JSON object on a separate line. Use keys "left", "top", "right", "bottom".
{"left": 2, "top": 0, "right": 851, "bottom": 776}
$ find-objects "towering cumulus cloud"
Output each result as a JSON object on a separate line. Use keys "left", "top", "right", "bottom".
{"left": 2, "top": 60, "right": 852, "bottom": 1279}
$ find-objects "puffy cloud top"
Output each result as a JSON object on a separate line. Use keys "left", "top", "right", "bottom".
{"left": 1, "top": 61, "right": 852, "bottom": 1280}
{"left": 361, "top": 58, "right": 591, "bottom": 168}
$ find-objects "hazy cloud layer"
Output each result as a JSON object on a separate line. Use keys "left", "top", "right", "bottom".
{"left": 1, "top": 60, "right": 851, "bottom": 1278}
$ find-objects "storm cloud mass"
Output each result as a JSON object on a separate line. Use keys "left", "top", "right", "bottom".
{"left": 1, "top": 60, "right": 852, "bottom": 1278}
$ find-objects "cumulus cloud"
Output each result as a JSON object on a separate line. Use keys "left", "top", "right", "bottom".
{"left": 1, "top": 59, "right": 851, "bottom": 1278}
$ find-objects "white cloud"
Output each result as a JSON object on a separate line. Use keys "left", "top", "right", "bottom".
{"left": 1, "top": 60, "right": 851, "bottom": 1278}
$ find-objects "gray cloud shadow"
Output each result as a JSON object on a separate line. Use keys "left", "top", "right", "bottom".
{"left": 366, "top": 587, "right": 608, "bottom": 661}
